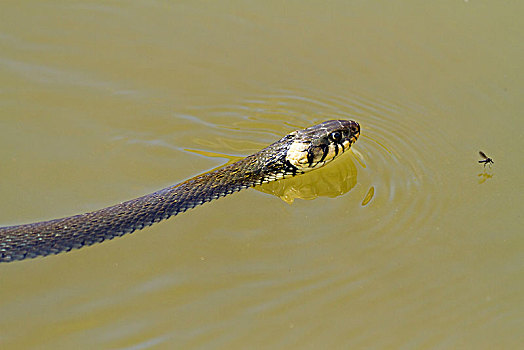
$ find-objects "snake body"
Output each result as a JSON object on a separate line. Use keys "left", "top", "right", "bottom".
{"left": 0, "top": 120, "right": 359, "bottom": 262}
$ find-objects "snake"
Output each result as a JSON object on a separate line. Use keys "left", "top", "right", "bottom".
{"left": 0, "top": 120, "right": 360, "bottom": 262}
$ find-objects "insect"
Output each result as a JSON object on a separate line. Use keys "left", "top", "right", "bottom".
{"left": 478, "top": 151, "right": 494, "bottom": 167}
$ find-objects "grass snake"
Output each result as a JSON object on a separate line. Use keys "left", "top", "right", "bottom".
{"left": 0, "top": 120, "right": 360, "bottom": 262}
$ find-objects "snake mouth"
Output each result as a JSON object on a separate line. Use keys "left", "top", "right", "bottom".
{"left": 350, "top": 130, "right": 360, "bottom": 146}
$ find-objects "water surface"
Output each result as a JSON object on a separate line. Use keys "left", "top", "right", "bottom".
{"left": 0, "top": 1, "right": 522, "bottom": 349}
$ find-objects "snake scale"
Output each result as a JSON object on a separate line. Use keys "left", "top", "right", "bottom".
{"left": 0, "top": 120, "right": 360, "bottom": 262}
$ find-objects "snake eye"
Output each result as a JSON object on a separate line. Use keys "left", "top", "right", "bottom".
{"left": 330, "top": 131, "right": 342, "bottom": 142}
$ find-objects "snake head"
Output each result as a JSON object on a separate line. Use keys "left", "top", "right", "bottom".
{"left": 285, "top": 120, "right": 360, "bottom": 171}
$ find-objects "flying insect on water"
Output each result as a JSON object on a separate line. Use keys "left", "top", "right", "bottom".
{"left": 478, "top": 151, "right": 494, "bottom": 167}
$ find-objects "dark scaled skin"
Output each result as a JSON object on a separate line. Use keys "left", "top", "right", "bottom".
{"left": 0, "top": 120, "right": 359, "bottom": 262}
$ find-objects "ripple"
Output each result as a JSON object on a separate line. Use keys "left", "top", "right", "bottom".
{"left": 182, "top": 87, "right": 449, "bottom": 245}
{"left": 303, "top": 88, "right": 448, "bottom": 243}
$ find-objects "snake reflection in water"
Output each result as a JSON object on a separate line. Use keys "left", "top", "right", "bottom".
{"left": 0, "top": 120, "right": 360, "bottom": 262}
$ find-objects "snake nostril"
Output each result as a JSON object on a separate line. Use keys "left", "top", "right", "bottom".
{"left": 351, "top": 123, "right": 360, "bottom": 135}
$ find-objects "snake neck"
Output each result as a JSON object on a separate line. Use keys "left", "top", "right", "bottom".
{"left": 188, "top": 132, "right": 298, "bottom": 189}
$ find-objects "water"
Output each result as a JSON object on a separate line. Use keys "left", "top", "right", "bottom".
{"left": 1, "top": 1, "right": 523, "bottom": 348}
